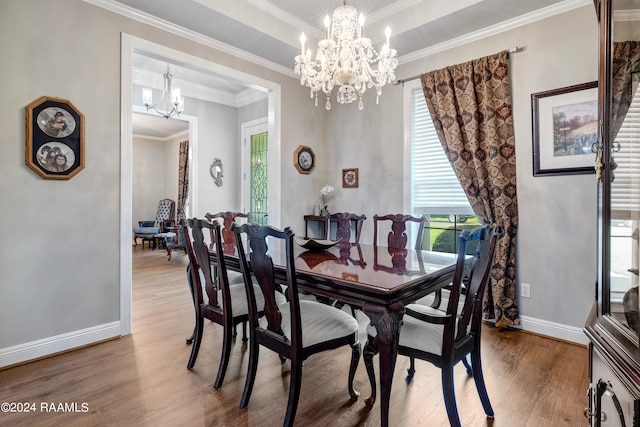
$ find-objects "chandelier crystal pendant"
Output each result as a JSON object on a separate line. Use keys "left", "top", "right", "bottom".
{"left": 142, "top": 64, "right": 185, "bottom": 119}
{"left": 294, "top": 0, "right": 398, "bottom": 111}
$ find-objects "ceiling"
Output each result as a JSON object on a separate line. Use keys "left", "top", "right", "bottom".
{"left": 95, "top": 0, "right": 591, "bottom": 138}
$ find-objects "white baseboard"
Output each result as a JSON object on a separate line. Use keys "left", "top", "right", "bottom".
{"left": 0, "top": 314, "right": 587, "bottom": 369}
{"left": 517, "top": 315, "right": 589, "bottom": 345}
{"left": 415, "top": 294, "right": 589, "bottom": 345}
{"left": 0, "top": 321, "right": 121, "bottom": 368}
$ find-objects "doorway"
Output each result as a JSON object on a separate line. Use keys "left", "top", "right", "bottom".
{"left": 121, "top": 34, "right": 282, "bottom": 335}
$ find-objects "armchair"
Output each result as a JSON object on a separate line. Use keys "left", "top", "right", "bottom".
{"left": 133, "top": 199, "right": 175, "bottom": 248}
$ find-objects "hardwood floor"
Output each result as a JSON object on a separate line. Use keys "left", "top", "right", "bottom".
{"left": 0, "top": 246, "right": 590, "bottom": 426}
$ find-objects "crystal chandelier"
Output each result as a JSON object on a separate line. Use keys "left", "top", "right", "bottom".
{"left": 294, "top": 1, "right": 398, "bottom": 111}
{"left": 142, "top": 64, "right": 184, "bottom": 119}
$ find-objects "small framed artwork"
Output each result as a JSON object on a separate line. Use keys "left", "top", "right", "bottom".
{"left": 293, "top": 145, "right": 315, "bottom": 174}
{"left": 531, "top": 81, "right": 598, "bottom": 176}
{"left": 25, "top": 96, "right": 85, "bottom": 180}
{"left": 342, "top": 168, "right": 359, "bottom": 188}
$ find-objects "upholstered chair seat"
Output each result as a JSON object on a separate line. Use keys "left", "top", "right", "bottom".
{"left": 267, "top": 300, "right": 359, "bottom": 348}
{"left": 366, "top": 304, "right": 458, "bottom": 356}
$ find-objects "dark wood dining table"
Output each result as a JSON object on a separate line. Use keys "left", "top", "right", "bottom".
{"left": 199, "top": 241, "right": 458, "bottom": 427}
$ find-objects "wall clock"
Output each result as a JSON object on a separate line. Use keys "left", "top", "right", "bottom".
{"left": 293, "top": 145, "right": 315, "bottom": 174}
{"left": 342, "top": 168, "right": 359, "bottom": 188}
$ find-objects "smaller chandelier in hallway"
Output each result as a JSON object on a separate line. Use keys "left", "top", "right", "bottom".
{"left": 142, "top": 64, "right": 184, "bottom": 119}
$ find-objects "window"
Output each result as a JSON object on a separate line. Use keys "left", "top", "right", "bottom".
{"left": 405, "top": 83, "right": 476, "bottom": 253}
{"left": 610, "top": 73, "right": 640, "bottom": 310}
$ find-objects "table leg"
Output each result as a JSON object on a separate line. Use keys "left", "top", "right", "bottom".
{"left": 362, "top": 302, "right": 404, "bottom": 427}
{"left": 185, "top": 264, "right": 197, "bottom": 344}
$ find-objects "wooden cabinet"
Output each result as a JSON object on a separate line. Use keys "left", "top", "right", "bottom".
{"left": 585, "top": 0, "right": 640, "bottom": 425}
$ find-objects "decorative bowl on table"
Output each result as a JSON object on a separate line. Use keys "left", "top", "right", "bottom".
{"left": 294, "top": 237, "right": 341, "bottom": 251}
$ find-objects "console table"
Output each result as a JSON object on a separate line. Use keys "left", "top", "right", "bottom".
{"left": 303, "top": 215, "right": 332, "bottom": 239}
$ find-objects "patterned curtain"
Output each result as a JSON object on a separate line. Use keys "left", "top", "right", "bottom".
{"left": 420, "top": 50, "right": 519, "bottom": 328}
{"left": 611, "top": 41, "right": 640, "bottom": 139}
{"left": 177, "top": 140, "right": 189, "bottom": 223}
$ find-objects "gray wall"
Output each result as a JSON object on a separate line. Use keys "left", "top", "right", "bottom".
{"left": 0, "top": 0, "right": 598, "bottom": 364}
{"left": 0, "top": 0, "right": 326, "bottom": 358}
{"left": 326, "top": 4, "right": 598, "bottom": 330}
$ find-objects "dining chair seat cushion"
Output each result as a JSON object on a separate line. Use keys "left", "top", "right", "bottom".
{"left": 264, "top": 300, "right": 359, "bottom": 348}
{"left": 219, "top": 283, "right": 287, "bottom": 317}
{"left": 366, "top": 304, "right": 454, "bottom": 356}
{"left": 227, "top": 270, "right": 245, "bottom": 285}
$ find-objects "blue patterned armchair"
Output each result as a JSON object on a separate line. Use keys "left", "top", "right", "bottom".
{"left": 133, "top": 198, "right": 175, "bottom": 248}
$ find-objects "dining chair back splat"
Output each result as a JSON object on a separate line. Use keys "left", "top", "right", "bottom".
{"left": 373, "top": 214, "right": 425, "bottom": 250}
{"left": 205, "top": 211, "right": 249, "bottom": 249}
{"left": 363, "top": 225, "right": 499, "bottom": 427}
{"left": 329, "top": 212, "right": 366, "bottom": 243}
{"left": 183, "top": 218, "right": 283, "bottom": 389}
{"left": 205, "top": 211, "right": 250, "bottom": 285}
{"left": 232, "top": 223, "right": 361, "bottom": 427}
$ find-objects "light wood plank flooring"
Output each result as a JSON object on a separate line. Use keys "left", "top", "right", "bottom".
{"left": 0, "top": 246, "right": 590, "bottom": 426}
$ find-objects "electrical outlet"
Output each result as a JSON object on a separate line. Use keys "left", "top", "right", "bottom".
{"left": 521, "top": 283, "right": 531, "bottom": 298}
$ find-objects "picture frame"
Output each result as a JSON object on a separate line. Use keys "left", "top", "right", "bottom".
{"left": 342, "top": 168, "right": 359, "bottom": 188}
{"left": 531, "top": 81, "right": 598, "bottom": 176}
{"left": 25, "top": 96, "right": 85, "bottom": 180}
{"left": 293, "top": 145, "right": 315, "bottom": 174}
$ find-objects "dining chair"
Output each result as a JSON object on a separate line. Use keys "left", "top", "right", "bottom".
{"left": 232, "top": 223, "right": 361, "bottom": 427}
{"left": 372, "top": 213, "right": 449, "bottom": 307}
{"left": 329, "top": 212, "right": 366, "bottom": 243}
{"left": 183, "top": 218, "right": 285, "bottom": 389}
{"left": 363, "top": 225, "right": 499, "bottom": 427}
{"left": 373, "top": 213, "right": 425, "bottom": 250}
{"left": 205, "top": 211, "right": 249, "bottom": 284}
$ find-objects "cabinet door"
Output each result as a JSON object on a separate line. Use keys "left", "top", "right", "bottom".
{"left": 597, "top": 0, "right": 640, "bottom": 354}
{"left": 592, "top": 349, "right": 639, "bottom": 426}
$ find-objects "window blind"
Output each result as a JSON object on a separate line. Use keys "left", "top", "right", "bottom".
{"left": 612, "top": 76, "right": 640, "bottom": 217}
{"left": 411, "top": 88, "right": 473, "bottom": 215}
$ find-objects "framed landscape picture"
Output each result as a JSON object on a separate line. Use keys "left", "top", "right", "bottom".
{"left": 531, "top": 81, "right": 598, "bottom": 176}
{"left": 25, "top": 96, "right": 85, "bottom": 180}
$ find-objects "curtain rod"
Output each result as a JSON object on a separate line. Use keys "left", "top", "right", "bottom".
{"left": 393, "top": 46, "right": 523, "bottom": 86}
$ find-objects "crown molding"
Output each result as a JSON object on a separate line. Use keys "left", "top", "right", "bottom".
{"left": 132, "top": 129, "right": 189, "bottom": 142}
{"left": 84, "top": 0, "right": 297, "bottom": 78}
{"left": 368, "top": 0, "right": 424, "bottom": 24}
{"left": 399, "top": 0, "right": 592, "bottom": 65}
